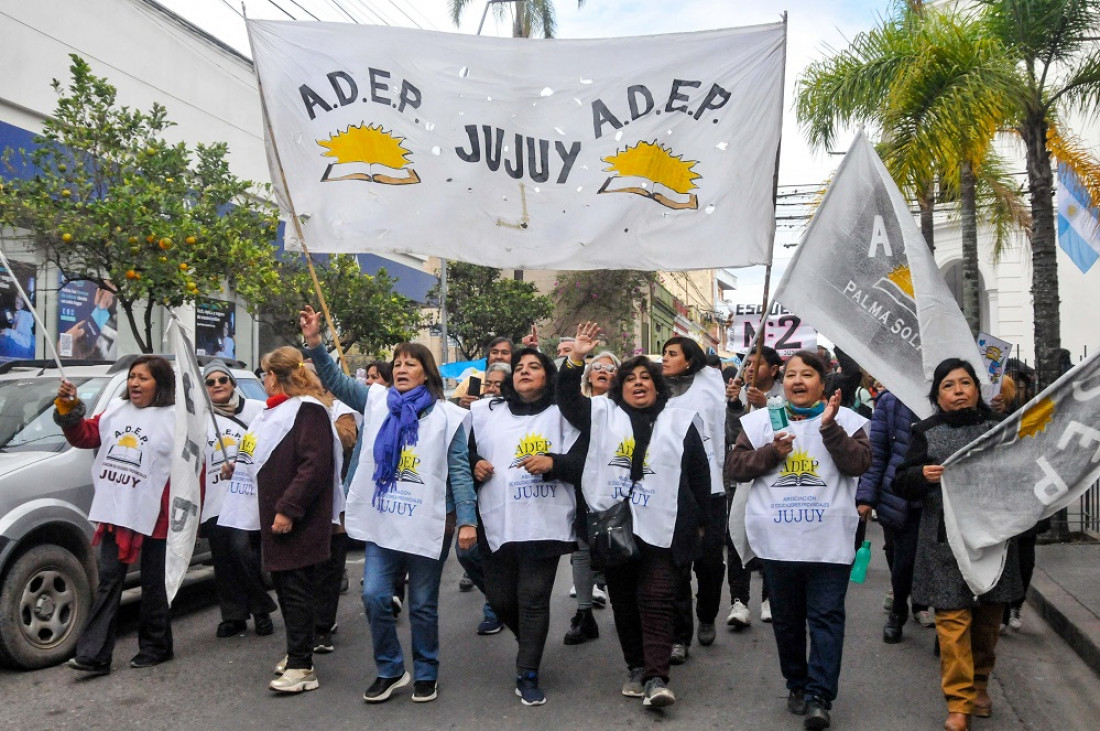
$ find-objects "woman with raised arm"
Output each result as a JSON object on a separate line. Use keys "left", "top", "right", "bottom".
{"left": 893, "top": 358, "right": 1019, "bottom": 731}
{"left": 467, "top": 347, "right": 584, "bottom": 706}
{"left": 54, "top": 356, "right": 178, "bottom": 674}
{"left": 727, "top": 350, "right": 871, "bottom": 730}
{"left": 299, "top": 306, "right": 477, "bottom": 705}
{"left": 557, "top": 322, "right": 711, "bottom": 711}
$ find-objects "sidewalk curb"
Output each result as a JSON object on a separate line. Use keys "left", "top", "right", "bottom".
{"left": 1028, "top": 564, "right": 1100, "bottom": 677}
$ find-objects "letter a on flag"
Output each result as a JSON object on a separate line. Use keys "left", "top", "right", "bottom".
{"left": 773, "top": 130, "right": 985, "bottom": 419}
{"left": 166, "top": 317, "right": 210, "bottom": 604}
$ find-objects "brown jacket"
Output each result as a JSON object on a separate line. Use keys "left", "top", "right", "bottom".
{"left": 257, "top": 401, "right": 335, "bottom": 572}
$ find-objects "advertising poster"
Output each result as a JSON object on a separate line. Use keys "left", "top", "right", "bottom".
{"left": 0, "top": 260, "right": 37, "bottom": 361}
{"left": 196, "top": 300, "right": 236, "bottom": 359}
{"left": 57, "top": 276, "right": 119, "bottom": 360}
{"left": 725, "top": 302, "right": 817, "bottom": 358}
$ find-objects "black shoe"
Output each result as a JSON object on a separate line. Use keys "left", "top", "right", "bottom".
{"left": 563, "top": 609, "right": 599, "bottom": 645}
{"left": 129, "top": 652, "right": 172, "bottom": 669}
{"left": 698, "top": 622, "right": 716, "bottom": 646}
{"left": 67, "top": 657, "right": 111, "bottom": 675}
{"left": 883, "top": 612, "right": 904, "bottom": 644}
{"left": 363, "top": 672, "right": 410, "bottom": 703}
{"left": 804, "top": 697, "right": 831, "bottom": 729}
{"left": 458, "top": 572, "right": 475, "bottom": 592}
{"left": 313, "top": 632, "right": 334, "bottom": 654}
{"left": 254, "top": 614, "right": 274, "bottom": 636}
{"left": 340, "top": 569, "right": 349, "bottom": 595}
{"left": 412, "top": 680, "right": 438, "bottom": 702}
{"left": 787, "top": 689, "right": 807, "bottom": 715}
{"left": 216, "top": 620, "right": 247, "bottom": 638}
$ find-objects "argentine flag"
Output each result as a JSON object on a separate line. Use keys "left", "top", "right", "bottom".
{"left": 1058, "top": 163, "right": 1100, "bottom": 273}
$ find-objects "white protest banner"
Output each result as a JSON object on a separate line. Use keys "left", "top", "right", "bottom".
{"left": 977, "top": 331, "right": 1013, "bottom": 401}
{"left": 725, "top": 303, "right": 817, "bottom": 357}
{"left": 166, "top": 318, "right": 210, "bottom": 604}
{"left": 773, "top": 130, "right": 986, "bottom": 419}
{"left": 941, "top": 349, "right": 1100, "bottom": 595}
{"left": 247, "top": 20, "right": 785, "bottom": 271}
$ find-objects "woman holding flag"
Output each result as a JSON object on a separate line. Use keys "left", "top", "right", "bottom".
{"left": 893, "top": 358, "right": 1021, "bottom": 731}
{"left": 54, "top": 355, "right": 177, "bottom": 674}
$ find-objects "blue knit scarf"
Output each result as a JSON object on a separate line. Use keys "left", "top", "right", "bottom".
{"left": 372, "top": 385, "right": 434, "bottom": 504}
{"left": 786, "top": 400, "right": 826, "bottom": 421}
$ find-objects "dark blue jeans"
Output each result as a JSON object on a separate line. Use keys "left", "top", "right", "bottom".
{"left": 761, "top": 560, "right": 850, "bottom": 708}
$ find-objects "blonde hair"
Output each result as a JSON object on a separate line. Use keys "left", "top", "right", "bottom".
{"left": 261, "top": 346, "right": 331, "bottom": 405}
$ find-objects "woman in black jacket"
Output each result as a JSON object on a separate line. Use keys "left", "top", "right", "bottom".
{"left": 557, "top": 322, "right": 711, "bottom": 711}
{"left": 893, "top": 358, "right": 1021, "bottom": 731}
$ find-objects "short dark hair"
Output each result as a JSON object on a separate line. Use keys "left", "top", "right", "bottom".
{"left": 391, "top": 343, "right": 445, "bottom": 400}
{"left": 121, "top": 355, "right": 175, "bottom": 407}
{"left": 485, "top": 337, "right": 513, "bottom": 358}
{"left": 367, "top": 360, "right": 393, "bottom": 386}
{"left": 661, "top": 336, "right": 707, "bottom": 376}
{"left": 786, "top": 350, "right": 827, "bottom": 383}
{"left": 929, "top": 357, "right": 989, "bottom": 412}
{"left": 609, "top": 356, "right": 670, "bottom": 407}
{"left": 750, "top": 345, "right": 783, "bottom": 369}
{"left": 499, "top": 347, "right": 557, "bottom": 404}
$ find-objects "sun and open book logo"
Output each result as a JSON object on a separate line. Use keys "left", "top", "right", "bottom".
{"left": 106, "top": 432, "right": 143, "bottom": 468}
{"left": 770, "top": 448, "right": 827, "bottom": 488}
{"left": 608, "top": 436, "right": 655, "bottom": 474}
{"left": 396, "top": 446, "right": 425, "bottom": 484}
{"left": 871, "top": 264, "right": 917, "bottom": 317}
{"left": 509, "top": 432, "right": 553, "bottom": 468}
{"left": 209, "top": 434, "right": 238, "bottom": 466}
{"left": 598, "top": 140, "right": 701, "bottom": 210}
{"left": 317, "top": 124, "right": 421, "bottom": 186}
{"left": 1018, "top": 398, "right": 1055, "bottom": 439}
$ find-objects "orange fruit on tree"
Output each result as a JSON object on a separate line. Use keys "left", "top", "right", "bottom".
{"left": 159, "top": 237, "right": 172, "bottom": 250}
{"left": 125, "top": 269, "right": 139, "bottom": 280}
{"left": 61, "top": 233, "right": 72, "bottom": 243}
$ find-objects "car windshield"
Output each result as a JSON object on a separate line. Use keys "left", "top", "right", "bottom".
{"left": 236, "top": 378, "right": 266, "bottom": 401}
{"left": 0, "top": 377, "right": 109, "bottom": 452}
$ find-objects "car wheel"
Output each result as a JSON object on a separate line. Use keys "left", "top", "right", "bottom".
{"left": 0, "top": 545, "right": 91, "bottom": 669}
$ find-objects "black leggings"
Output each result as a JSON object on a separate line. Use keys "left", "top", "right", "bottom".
{"left": 482, "top": 546, "right": 560, "bottom": 673}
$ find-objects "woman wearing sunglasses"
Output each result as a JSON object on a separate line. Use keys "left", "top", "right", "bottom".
{"left": 200, "top": 361, "right": 277, "bottom": 640}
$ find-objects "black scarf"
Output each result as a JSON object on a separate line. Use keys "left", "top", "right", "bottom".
{"left": 622, "top": 398, "right": 667, "bottom": 482}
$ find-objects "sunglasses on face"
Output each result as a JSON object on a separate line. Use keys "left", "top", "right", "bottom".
{"left": 590, "top": 363, "right": 617, "bottom": 373}
{"left": 205, "top": 376, "right": 231, "bottom": 387}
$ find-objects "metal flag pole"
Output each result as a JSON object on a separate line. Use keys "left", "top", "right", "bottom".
{"left": 0, "top": 246, "right": 66, "bottom": 381}
{"left": 244, "top": 12, "right": 350, "bottom": 374}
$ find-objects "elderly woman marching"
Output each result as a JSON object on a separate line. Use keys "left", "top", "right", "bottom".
{"left": 893, "top": 358, "right": 1020, "bottom": 731}
{"left": 199, "top": 360, "right": 276, "bottom": 640}
{"left": 55, "top": 355, "right": 178, "bottom": 673}
{"left": 468, "top": 347, "right": 585, "bottom": 705}
{"left": 299, "top": 306, "right": 477, "bottom": 704}
{"left": 727, "top": 350, "right": 871, "bottom": 730}
{"left": 221, "top": 347, "right": 342, "bottom": 694}
{"left": 558, "top": 323, "right": 712, "bottom": 710}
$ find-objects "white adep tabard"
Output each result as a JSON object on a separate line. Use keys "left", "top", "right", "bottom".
{"left": 582, "top": 398, "right": 697, "bottom": 549}
{"left": 89, "top": 399, "right": 175, "bottom": 534}
{"left": 201, "top": 400, "right": 263, "bottom": 523}
{"left": 668, "top": 367, "right": 727, "bottom": 496}
{"left": 469, "top": 400, "right": 579, "bottom": 551}
{"left": 344, "top": 388, "right": 468, "bottom": 559}
{"left": 737, "top": 407, "right": 868, "bottom": 565}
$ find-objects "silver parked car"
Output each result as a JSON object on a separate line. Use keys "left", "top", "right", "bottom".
{"left": 0, "top": 356, "right": 264, "bottom": 669}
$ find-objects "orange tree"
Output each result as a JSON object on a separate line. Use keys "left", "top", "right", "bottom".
{"left": 0, "top": 55, "right": 280, "bottom": 353}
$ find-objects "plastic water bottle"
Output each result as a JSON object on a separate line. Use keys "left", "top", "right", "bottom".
{"left": 850, "top": 539, "right": 872, "bottom": 583}
{"left": 767, "top": 395, "right": 788, "bottom": 431}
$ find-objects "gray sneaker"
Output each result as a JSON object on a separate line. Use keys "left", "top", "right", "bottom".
{"left": 621, "top": 666, "right": 645, "bottom": 697}
{"left": 642, "top": 677, "right": 676, "bottom": 709}
{"left": 269, "top": 667, "right": 319, "bottom": 693}
{"left": 669, "top": 643, "right": 688, "bottom": 665}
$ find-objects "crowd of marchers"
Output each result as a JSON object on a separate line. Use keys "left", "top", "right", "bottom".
{"left": 52, "top": 310, "right": 1042, "bottom": 731}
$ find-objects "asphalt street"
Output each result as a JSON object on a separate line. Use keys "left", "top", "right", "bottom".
{"left": 2, "top": 522, "right": 1098, "bottom": 730}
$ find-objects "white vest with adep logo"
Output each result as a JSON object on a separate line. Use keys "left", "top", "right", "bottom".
{"left": 89, "top": 399, "right": 175, "bottom": 535}
{"left": 581, "top": 399, "right": 696, "bottom": 549}
{"left": 470, "top": 400, "right": 579, "bottom": 551}
{"left": 740, "top": 407, "right": 868, "bottom": 564}
{"left": 201, "top": 400, "right": 264, "bottom": 522}
{"left": 668, "top": 368, "right": 726, "bottom": 495}
{"left": 219, "top": 397, "right": 308, "bottom": 531}
{"left": 345, "top": 388, "right": 467, "bottom": 559}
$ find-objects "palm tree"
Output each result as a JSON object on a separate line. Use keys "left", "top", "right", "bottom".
{"left": 449, "top": 0, "right": 585, "bottom": 38}
{"left": 979, "top": 0, "right": 1100, "bottom": 388}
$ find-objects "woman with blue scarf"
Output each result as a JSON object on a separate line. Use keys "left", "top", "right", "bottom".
{"left": 299, "top": 307, "right": 476, "bottom": 705}
{"left": 727, "top": 350, "right": 871, "bottom": 731}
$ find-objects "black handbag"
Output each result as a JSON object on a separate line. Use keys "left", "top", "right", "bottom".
{"left": 588, "top": 484, "right": 640, "bottom": 569}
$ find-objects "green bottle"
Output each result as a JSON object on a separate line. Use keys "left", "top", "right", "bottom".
{"left": 850, "top": 539, "right": 872, "bottom": 583}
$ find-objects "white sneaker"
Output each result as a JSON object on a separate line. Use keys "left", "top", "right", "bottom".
{"left": 726, "top": 599, "right": 752, "bottom": 628}
{"left": 592, "top": 585, "right": 609, "bottom": 607}
{"left": 760, "top": 599, "right": 773, "bottom": 623}
{"left": 1008, "top": 608, "right": 1023, "bottom": 631}
{"left": 273, "top": 655, "right": 287, "bottom": 675}
{"left": 569, "top": 584, "right": 577, "bottom": 598}
{"left": 269, "top": 667, "right": 319, "bottom": 693}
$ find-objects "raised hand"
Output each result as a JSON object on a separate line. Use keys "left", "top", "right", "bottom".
{"left": 299, "top": 305, "right": 323, "bottom": 348}
{"left": 572, "top": 321, "right": 601, "bottom": 360}
{"left": 821, "top": 388, "right": 842, "bottom": 426}
{"left": 521, "top": 325, "right": 539, "bottom": 349}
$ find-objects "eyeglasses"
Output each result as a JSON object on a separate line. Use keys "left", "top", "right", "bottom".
{"left": 590, "top": 363, "right": 617, "bottom": 373}
{"left": 205, "top": 376, "right": 230, "bottom": 387}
